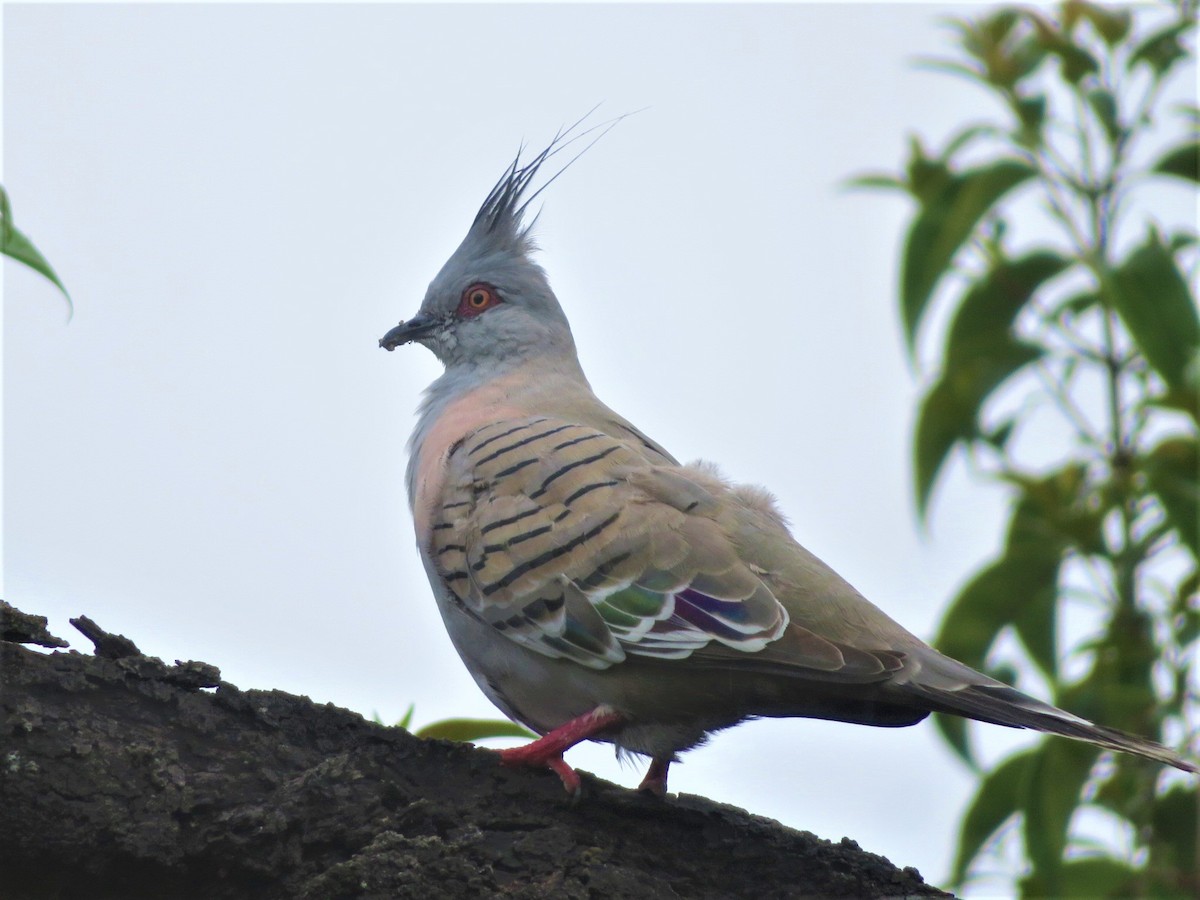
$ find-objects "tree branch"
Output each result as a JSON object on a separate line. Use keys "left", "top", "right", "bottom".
{"left": 0, "top": 601, "right": 950, "bottom": 900}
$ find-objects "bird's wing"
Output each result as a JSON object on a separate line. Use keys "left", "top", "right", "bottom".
{"left": 428, "top": 415, "right": 832, "bottom": 671}
{"left": 427, "top": 421, "right": 1200, "bottom": 772}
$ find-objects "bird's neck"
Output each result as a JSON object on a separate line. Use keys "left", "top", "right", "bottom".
{"left": 405, "top": 352, "right": 594, "bottom": 529}
{"left": 414, "top": 351, "right": 591, "bottom": 440}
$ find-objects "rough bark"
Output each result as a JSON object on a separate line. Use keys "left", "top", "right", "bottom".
{"left": 0, "top": 601, "right": 951, "bottom": 899}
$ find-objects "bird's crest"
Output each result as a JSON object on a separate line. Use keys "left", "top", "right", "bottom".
{"left": 464, "top": 107, "right": 636, "bottom": 260}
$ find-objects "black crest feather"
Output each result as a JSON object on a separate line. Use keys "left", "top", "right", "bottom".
{"left": 469, "top": 107, "right": 639, "bottom": 254}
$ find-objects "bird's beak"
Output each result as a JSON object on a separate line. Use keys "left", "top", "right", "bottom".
{"left": 379, "top": 313, "right": 439, "bottom": 351}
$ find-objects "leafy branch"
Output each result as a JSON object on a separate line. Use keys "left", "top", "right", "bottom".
{"left": 856, "top": 2, "right": 1197, "bottom": 895}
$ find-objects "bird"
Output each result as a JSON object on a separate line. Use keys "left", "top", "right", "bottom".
{"left": 378, "top": 119, "right": 1198, "bottom": 797}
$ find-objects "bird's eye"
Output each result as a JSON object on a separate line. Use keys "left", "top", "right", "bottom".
{"left": 458, "top": 283, "right": 501, "bottom": 318}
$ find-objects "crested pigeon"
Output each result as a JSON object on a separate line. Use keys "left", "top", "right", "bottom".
{"left": 379, "top": 122, "right": 1198, "bottom": 797}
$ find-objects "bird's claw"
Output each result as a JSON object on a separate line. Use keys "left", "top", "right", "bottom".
{"left": 496, "top": 745, "right": 583, "bottom": 797}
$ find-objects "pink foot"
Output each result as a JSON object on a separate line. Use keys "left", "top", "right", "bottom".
{"left": 637, "top": 756, "right": 672, "bottom": 796}
{"left": 496, "top": 706, "right": 626, "bottom": 796}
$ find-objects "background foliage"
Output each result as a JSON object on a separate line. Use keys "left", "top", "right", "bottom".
{"left": 859, "top": 1, "right": 1197, "bottom": 895}
{"left": 0, "top": 183, "right": 70, "bottom": 311}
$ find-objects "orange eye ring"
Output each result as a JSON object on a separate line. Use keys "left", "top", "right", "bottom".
{"left": 457, "top": 283, "right": 501, "bottom": 318}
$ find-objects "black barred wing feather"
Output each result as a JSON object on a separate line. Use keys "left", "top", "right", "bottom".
{"left": 429, "top": 417, "right": 789, "bottom": 670}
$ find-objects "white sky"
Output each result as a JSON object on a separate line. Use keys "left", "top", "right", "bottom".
{"left": 5, "top": 3, "right": 1191, "bottom": 895}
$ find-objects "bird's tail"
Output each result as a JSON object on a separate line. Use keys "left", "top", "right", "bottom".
{"left": 899, "top": 651, "right": 1198, "bottom": 773}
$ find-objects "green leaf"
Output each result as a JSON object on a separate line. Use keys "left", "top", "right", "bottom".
{"left": 1014, "top": 94, "right": 1048, "bottom": 146}
{"left": 915, "top": 339, "right": 1042, "bottom": 516}
{"left": 1011, "top": 582, "right": 1058, "bottom": 685}
{"left": 1002, "top": 477, "right": 1092, "bottom": 678}
{"left": 955, "top": 12, "right": 1047, "bottom": 88}
{"left": 946, "top": 252, "right": 1071, "bottom": 363}
{"left": 955, "top": 10, "right": 1018, "bottom": 68}
{"left": 1008, "top": 35, "right": 1049, "bottom": 85}
{"left": 1145, "top": 437, "right": 1199, "bottom": 558}
{"left": 1178, "top": 565, "right": 1200, "bottom": 599}
{"left": 1022, "top": 738, "right": 1099, "bottom": 889}
{"left": 949, "top": 748, "right": 1032, "bottom": 886}
{"left": 0, "top": 184, "right": 72, "bottom": 310}
{"left": 1168, "top": 231, "right": 1199, "bottom": 253}
{"left": 900, "top": 160, "right": 1035, "bottom": 354}
{"left": 1007, "top": 464, "right": 1107, "bottom": 557}
{"left": 913, "top": 56, "right": 986, "bottom": 86}
{"left": 933, "top": 547, "right": 1059, "bottom": 696}
{"left": 1085, "top": 88, "right": 1123, "bottom": 144}
{"left": 1092, "top": 753, "right": 1149, "bottom": 818}
{"left": 396, "top": 703, "right": 415, "bottom": 731}
{"left": 413, "top": 717, "right": 537, "bottom": 742}
{"left": 905, "top": 136, "right": 953, "bottom": 204}
{"left": 1148, "top": 784, "right": 1198, "bottom": 890}
{"left": 844, "top": 172, "right": 907, "bottom": 192}
{"left": 1029, "top": 15, "right": 1100, "bottom": 84}
{"left": 1070, "top": 2, "right": 1132, "bottom": 46}
{"left": 1152, "top": 141, "right": 1200, "bottom": 184}
{"left": 1106, "top": 232, "right": 1200, "bottom": 392}
{"left": 1174, "top": 567, "right": 1199, "bottom": 628}
{"left": 915, "top": 247, "right": 1092, "bottom": 552}
{"left": 978, "top": 9, "right": 1020, "bottom": 47}
{"left": 1053, "top": 42, "right": 1101, "bottom": 84}
{"left": 914, "top": 381, "right": 969, "bottom": 517}
{"left": 1063, "top": 605, "right": 1159, "bottom": 735}
{"left": 1042, "top": 857, "right": 1138, "bottom": 898}
{"left": 1058, "top": 289, "right": 1100, "bottom": 317}
{"left": 1177, "top": 607, "right": 1200, "bottom": 650}
{"left": 1129, "top": 20, "right": 1195, "bottom": 80}
{"left": 983, "top": 416, "right": 1017, "bottom": 449}
{"left": 940, "top": 125, "right": 1001, "bottom": 163}
{"left": 1150, "top": 384, "right": 1200, "bottom": 426}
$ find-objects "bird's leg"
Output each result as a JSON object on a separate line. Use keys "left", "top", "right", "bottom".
{"left": 496, "top": 705, "right": 626, "bottom": 796}
{"left": 637, "top": 756, "right": 672, "bottom": 796}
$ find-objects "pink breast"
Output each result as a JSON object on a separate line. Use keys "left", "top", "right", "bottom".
{"left": 412, "top": 379, "right": 527, "bottom": 544}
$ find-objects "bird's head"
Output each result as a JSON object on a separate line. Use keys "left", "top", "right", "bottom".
{"left": 379, "top": 130, "right": 593, "bottom": 370}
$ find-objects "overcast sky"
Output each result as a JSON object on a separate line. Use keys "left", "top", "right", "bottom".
{"left": 5, "top": 3, "right": 1192, "bottom": 894}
